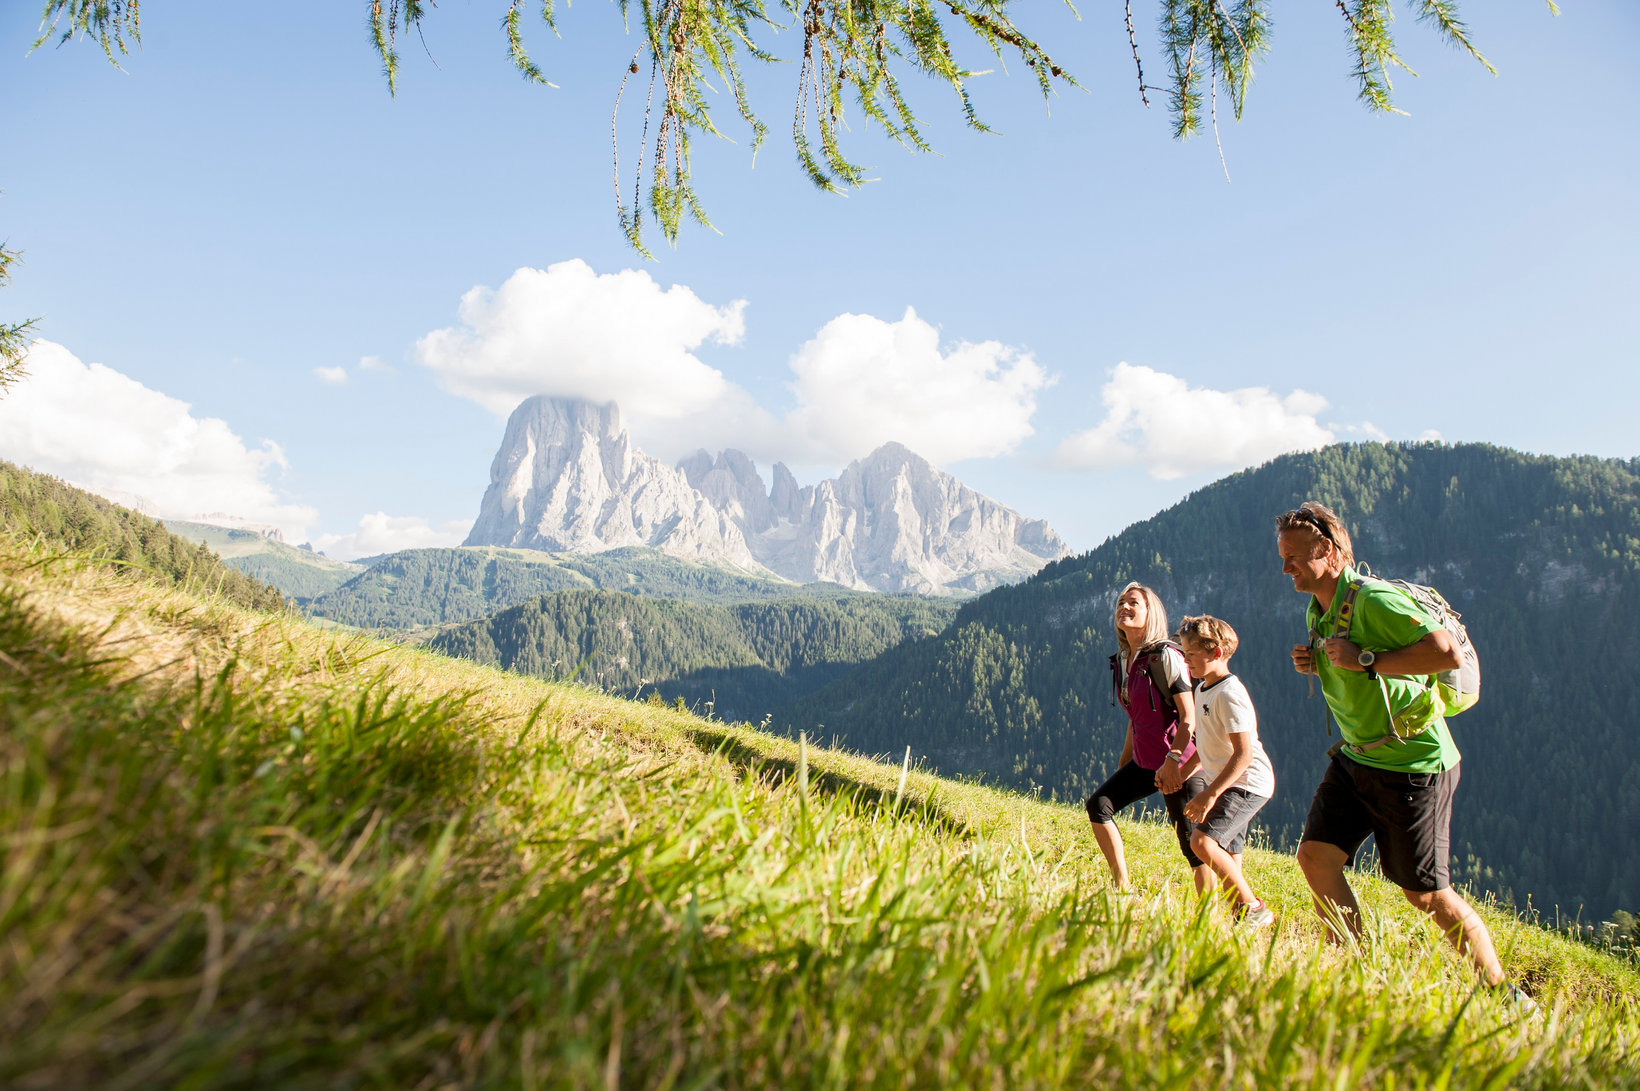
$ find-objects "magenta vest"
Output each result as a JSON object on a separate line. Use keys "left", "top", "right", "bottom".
{"left": 1124, "top": 646, "right": 1197, "bottom": 771}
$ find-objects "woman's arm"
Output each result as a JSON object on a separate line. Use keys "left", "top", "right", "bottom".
{"left": 1156, "top": 687, "right": 1196, "bottom": 793}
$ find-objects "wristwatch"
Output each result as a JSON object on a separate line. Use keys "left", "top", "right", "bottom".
{"left": 1357, "top": 648, "right": 1377, "bottom": 678}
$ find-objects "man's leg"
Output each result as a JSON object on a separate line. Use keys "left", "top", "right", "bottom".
{"left": 1404, "top": 887, "right": 1504, "bottom": 986}
{"left": 1296, "top": 839, "right": 1362, "bottom": 942}
{"left": 1373, "top": 763, "right": 1502, "bottom": 982}
{"left": 1298, "top": 758, "right": 1373, "bottom": 943}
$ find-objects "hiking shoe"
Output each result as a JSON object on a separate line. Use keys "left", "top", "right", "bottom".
{"left": 1496, "top": 982, "right": 1541, "bottom": 1019}
{"left": 1235, "top": 899, "right": 1274, "bottom": 929}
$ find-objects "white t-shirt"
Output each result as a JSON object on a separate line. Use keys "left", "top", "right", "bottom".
{"left": 1192, "top": 674, "right": 1275, "bottom": 798}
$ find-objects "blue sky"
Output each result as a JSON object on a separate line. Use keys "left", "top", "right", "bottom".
{"left": 2, "top": 1, "right": 1635, "bottom": 558}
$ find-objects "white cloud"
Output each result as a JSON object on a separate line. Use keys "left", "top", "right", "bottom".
{"left": 413, "top": 264, "right": 1047, "bottom": 469}
{"left": 358, "top": 355, "right": 391, "bottom": 373}
{"left": 778, "top": 308, "right": 1051, "bottom": 465}
{"left": 313, "top": 512, "right": 471, "bottom": 561}
{"left": 416, "top": 259, "right": 746, "bottom": 420}
{"left": 1055, "top": 363, "right": 1335, "bottom": 479}
{"left": 0, "top": 340, "right": 318, "bottom": 537}
{"left": 314, "top": 365, "right": 349, "bottom": 384}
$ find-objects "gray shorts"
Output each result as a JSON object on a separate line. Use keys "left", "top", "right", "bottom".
{"left": 1195, "top": 786, "right": 1270, "bottom": 854}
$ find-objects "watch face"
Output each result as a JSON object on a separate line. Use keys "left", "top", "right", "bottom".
{"left": 1358, "top": 649, "right": 1375, "bottom": 667}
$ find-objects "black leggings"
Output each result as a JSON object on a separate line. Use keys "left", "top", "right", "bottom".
{"left": 1086, "top": 761, "right": 1208, "bottom": 868}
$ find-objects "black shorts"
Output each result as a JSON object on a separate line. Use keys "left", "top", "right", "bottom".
{"left": 1086, "top": 761, "right": 1208, "bottom": 869}
{"left": 1301, "top": 754, "right": 1459, "bottom": 893}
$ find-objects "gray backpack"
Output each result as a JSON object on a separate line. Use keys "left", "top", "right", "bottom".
{"left": 1333, "top": 566, "right": 1482, "bottom": 722}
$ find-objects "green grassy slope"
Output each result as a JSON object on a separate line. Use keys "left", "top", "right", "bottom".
{"left": 780, "top": 442, "right": 1640, "bottom": 922}
{"left": 426, "top": 587, "right": 958, "bottom": 721}
{"left": 2, "top": 535, "right": 1637, "bottom": 1087}
{"left": 0, "top": 459, "right": 286, "bottom": 612}
{"left": 163, "top": 518, "right": 364, "bottom": 600}
{"left": 306, "top": 545, "right": 880, "bottom": 631}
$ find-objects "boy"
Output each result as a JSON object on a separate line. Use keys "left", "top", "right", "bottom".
{"left": 1177, "top": 615, "right": 1277, "bottom": 928}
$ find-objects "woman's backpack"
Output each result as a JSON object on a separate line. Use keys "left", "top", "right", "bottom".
{"left": 1108, "top": 640, "right": 1185, "bottom": 712}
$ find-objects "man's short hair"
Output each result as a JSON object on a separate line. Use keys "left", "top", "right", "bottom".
{"left": 1276, "top": 501, "right": 1355, "bottom": 568}
{"left": 1177, "top": 614, "right": 1239, "bottom": 658}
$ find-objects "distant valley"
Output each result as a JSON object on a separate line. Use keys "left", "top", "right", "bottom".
{"left": 163, "top": 519, "right": 364, "bottom": 600}
{"left": 303, "top": 544, "right": 909, "bottom": 630}
{"left": 428, "top": 588, "right": 957, "bottom": 722}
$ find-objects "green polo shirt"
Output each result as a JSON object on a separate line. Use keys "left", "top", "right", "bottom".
{"left": 1306, "top": 566, "right": 1461, "bottom": 774}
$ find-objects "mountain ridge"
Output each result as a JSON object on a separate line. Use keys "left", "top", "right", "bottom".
{"left": 463, "top": 395, "right": 1067, "bottom": 595}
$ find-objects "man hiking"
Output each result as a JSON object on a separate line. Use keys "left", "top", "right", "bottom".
{"left": 1277, "top": 502, "right": 1531, "bottom": 1006}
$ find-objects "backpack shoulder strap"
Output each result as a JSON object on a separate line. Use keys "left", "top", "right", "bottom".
{"left": 1140, "top": 640, "right": 1181, "bottom": 711}
{"left": 1332, "top": 578, "right": 1362, "bottom": 640}
{"left": 1327, "top": 573, "right": 1408, "bottom": 743}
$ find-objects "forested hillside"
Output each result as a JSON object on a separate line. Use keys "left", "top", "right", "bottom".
{"left": 428, "top": 588, "right": 957, "bottom": 721}
{"left": 307, "top": 545, "right": 881, "bottom": 630}
{"left": 780, "top": 443, "right": 1640, "bottom": 922}
{"left": 164, "top": 519, "right": 363, "bottom": 600}
{"left": 0, "top": 460, "right": 286, "bottom": 612}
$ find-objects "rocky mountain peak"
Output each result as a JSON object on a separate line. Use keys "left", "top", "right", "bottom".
{"left": 464, "top": 395, "right": 1068, "bottom": 594}
{"left": 463, "top": 395, "right": 757, "bottom": 566}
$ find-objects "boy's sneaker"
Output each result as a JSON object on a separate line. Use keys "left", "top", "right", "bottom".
{"left": 1235, "top": 899, "right": 1274, "bottom": 929}
{"left": 1495, "top": 981, "right": 1541, "bottom": 1020}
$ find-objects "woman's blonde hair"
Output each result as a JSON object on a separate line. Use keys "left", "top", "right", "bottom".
{"left": 1114, "top": 581, "right": 1170, "bottom": 660}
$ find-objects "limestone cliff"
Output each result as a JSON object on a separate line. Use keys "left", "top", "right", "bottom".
{"left": 466, "top": 396, "right": 1069, "bottom": 594}
{"left": 463, "top": 397, "right": 762, "bottom": 570}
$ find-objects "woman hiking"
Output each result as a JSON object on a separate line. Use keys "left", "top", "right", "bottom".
{"left": 1085, "top": 582, "right": 1213, "bottom": 893}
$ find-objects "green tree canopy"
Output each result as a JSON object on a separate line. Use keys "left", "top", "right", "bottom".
{"left": 0, "top": 206, "right": 36, "bottom": 394}
{"left": 34, "top": 0, "right": 1552, "bottom": 252}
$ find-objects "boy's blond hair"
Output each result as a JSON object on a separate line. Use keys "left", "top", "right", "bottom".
{"left": 1177, "top": 614, "right": 1239, "bottom": 659}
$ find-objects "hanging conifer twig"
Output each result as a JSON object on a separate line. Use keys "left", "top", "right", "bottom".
{"left": 0, "top": 242, "right": 36, "bottom": 395}
{"left": 33, "top": 0, "right": 1552, "bottom": 252}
